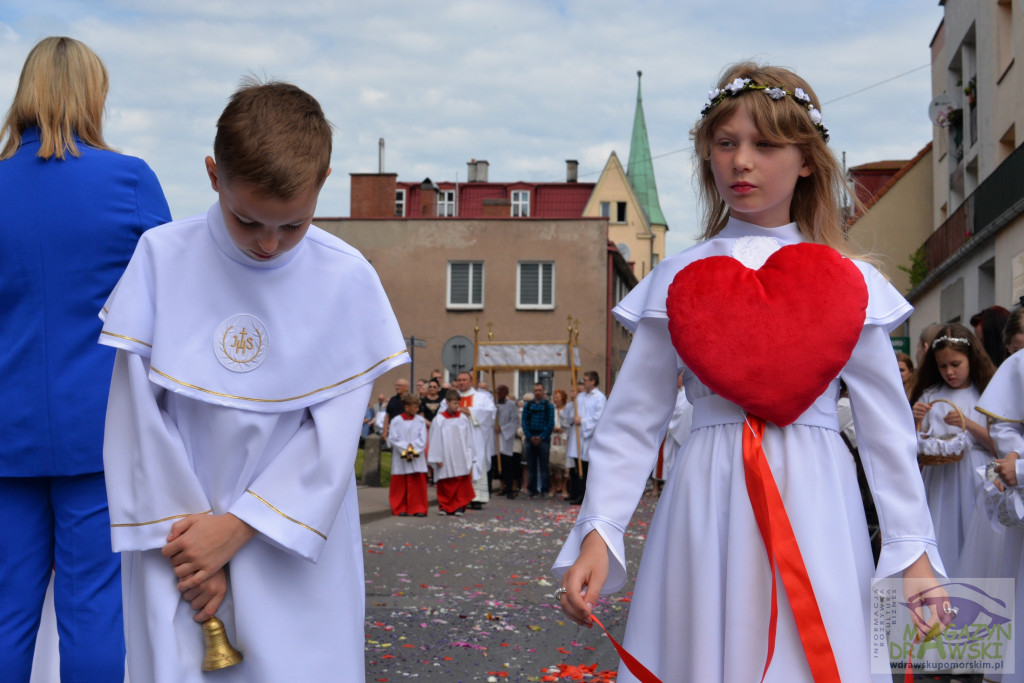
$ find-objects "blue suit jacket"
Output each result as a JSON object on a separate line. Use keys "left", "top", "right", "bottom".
{"left": 0, "top": 128, "right": 171, "bottom": 476}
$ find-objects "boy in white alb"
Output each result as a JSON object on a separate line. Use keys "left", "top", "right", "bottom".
{"left": 99, "top": 80, "right": 408, "bottom": 683}
{"left": 386, "top": 393, "right": 429, "bottom": 516}
{"left": 428, "top": 390, "right": 476, "bottom": 516}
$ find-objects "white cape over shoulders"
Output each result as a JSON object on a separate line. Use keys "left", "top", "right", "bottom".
{"left": 553, "top": 218, "right": 942, "bottom": 682}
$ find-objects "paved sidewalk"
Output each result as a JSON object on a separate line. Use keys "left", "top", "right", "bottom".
{"left": 357, "top": 483, "right": 438, "bottom": 524}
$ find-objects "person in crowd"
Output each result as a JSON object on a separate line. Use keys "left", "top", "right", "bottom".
{"left": 381, "top": 378, "right": 410, "bottom": 442}
{"left": 911, "top": 324, "right": 998, "bottom": 577}
{"left": 494, "top": 385, "right": 520, "bottom": 499}
{"left": 553, "top": 62, "right": 945, "bottom": 682}
{"left": 419, "top": 377, "right": 444, "bottom": 426}
{"left": 1003, "top": 307, "right": 1024, "bottom": 357}
{"left": 896, "top": 351, "right": 915, "bottom": 401}
{"left": 99, "top": 78, "right": 407, "bottom": 682}
{"left": 549, "top": 389, "right": 570, "bottom": 500}
{"left": 454, "top": 371, "right": 495, "bottom": 510}
{"left": 521, "top": 382, "right": 556, "bottom": 498}
{"left": 916, "top": 322, "right": 945, "bottom": 371}
{"left": 372, "top": 393, "right": 388, "bottom": 434}
{"left": 0, "top": 36, "right": 171, "bottom": 681}
{"left": 976, "top": 335, "right": 1024, "bottom": 683}
{"left": 428, "top": 390, "right": 476, "bottom": 517}
{"left": 565, "top": 371, "right": 606, "bottom": 505}
{"left": 971, "top": 305, "right": 1011, "bottom": 367}
{"left": 386, "top": 393, "right": 429, "bottom": 517}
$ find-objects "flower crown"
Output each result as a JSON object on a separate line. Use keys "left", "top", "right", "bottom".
{"left": 701, "top": 77, "right": 830, "bottom": 143}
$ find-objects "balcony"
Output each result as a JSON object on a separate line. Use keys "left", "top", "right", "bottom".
{"left": 910, "top": 141, "right": 1024, "bottom": 296}
{"left": 924, "top": 195, "right": 972, "bottom": 271}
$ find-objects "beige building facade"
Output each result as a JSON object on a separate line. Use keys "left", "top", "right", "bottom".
{"left": 905, "top": 0, "right": 1024, "bottom": 347}
{"left": 847, "top": 145, "right": 934, "bottom": 296}
{"left": 315, "top": 216, "right": 638, "bottom": 400}
{"left": 583, "top": 151, "right": 666, "bottom": 279}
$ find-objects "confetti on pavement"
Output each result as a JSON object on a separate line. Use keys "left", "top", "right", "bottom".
{"left": 362, "top": 490, "right": 658, "bottom": 680}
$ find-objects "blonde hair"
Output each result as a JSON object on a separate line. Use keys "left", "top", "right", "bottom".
{"left": 1, "top": 36, "right": 111, "bottom": 161}
{"left": 690, "top": 62, "right": 861, "bottom": 255}
{"left": 214, "top": 78, "right": 332, "bottom": 198}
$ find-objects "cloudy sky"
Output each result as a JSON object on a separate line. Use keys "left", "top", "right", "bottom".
{"left": 1, "top": 1, "right": 943, "bottom": 254}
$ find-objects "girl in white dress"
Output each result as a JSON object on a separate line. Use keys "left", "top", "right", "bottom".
{"left": 911, "top": 324, "right": 998, "bottom": 578}
{"left": 553, "top": 62, "right": 946, "bottom": 682}
{"left": 977, "top": 343, "right": 1024, "bottom": 682}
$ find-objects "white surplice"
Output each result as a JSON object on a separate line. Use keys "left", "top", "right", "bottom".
{"left": 553, "top": 218, "right": 943, "bottom": 683}
{"left": 387, "top": 414, "right": 429, "bottom": 475}
{"left": 98, "top": 204, "right": 408, "bottom": 683}
{"left": 427, "top": 412, "right": 474, "bottom": 479}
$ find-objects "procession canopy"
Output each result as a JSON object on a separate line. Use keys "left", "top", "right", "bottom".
{"left": 476, "top": 341, "right": 581, "bottom": 370}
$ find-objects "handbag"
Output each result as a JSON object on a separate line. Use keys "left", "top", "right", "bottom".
{"left": 917, "top": 398, "right": 970, "bottom": 466}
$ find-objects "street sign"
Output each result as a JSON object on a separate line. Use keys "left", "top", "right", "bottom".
{"left": 441, "top": 335, "right": 474, "bottom": 378}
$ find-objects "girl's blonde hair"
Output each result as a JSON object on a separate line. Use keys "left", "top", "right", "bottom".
{"left": 690, "top": 62, "right": 861, "bottom": 255}
{"left": 0, "top": 36, "right": 112, "bottom": 161}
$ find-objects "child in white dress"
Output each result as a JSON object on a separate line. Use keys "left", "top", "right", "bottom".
{"left": 911, "top": 324, "right": 998, "bottom": 578}
{"left": 553, "top": 62, "right": 946, "bottom": 682}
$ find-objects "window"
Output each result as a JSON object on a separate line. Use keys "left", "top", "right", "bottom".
{"left": 438, "top": 190, "right": 456, "bottom": 217}
{"left": 600, "top": 201, "right": 610, "bottom": 218}
{"left": 511, "top": 190, "right": 530, "bottom": 217}
{"left": 517, "top": 262, "right": 554, "bottom": 309}
{"left": 448, "top": 262, "right": 484, "bottom": 309}
{"left": 616, "top": 202, "right": 627, "bottom": 223}
{"left": 395, "top": 189, "right": 406, "bottom": 217}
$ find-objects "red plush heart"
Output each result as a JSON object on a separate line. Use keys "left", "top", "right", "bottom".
{"left": 666, "top": 243, "right": 868, "bottom": 427}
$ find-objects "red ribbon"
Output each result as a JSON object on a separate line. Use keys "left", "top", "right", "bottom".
{"left": 589, "top": 614, "right": 661, "bottom": 683}
{"left": 742, "top": 416, "right": 841, "bottom": 682}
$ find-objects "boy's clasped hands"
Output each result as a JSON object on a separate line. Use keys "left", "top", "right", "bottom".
{"left": 162, "top": 513, "right": 256, "bottom": 622}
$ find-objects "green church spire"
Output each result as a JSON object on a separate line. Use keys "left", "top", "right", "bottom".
{"left": 627, "top": 70, "right": 667, "bottom": 226}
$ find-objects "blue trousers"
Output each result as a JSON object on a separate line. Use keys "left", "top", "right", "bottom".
{"left": 0, "top": 474, "right": 124, "bottom": 682}
{"left": 525, "top": 438, "right": 550, "bottom": 494}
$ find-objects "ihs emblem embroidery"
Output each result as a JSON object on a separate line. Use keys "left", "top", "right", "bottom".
{"left": 214, "top": 314, "right": 269, "bottom": 372}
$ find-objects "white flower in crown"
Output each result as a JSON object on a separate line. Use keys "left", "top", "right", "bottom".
{"left": 808, "top": 107, "right": 822, "bottom": 125}
{"left": 794, "top": 87, "right": 811, "bottom": 103}
{"left": 708, "top": 87, "right": 721, "bottom": 100}
{"left": 765, "top": 87, "right": 786, "bottom": 100}
{"left": 723, "top": 77, "right": 750, "bottom": 94}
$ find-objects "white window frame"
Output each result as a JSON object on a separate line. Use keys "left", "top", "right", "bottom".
{"left": 511, "top": 190, "right": 530, "bottom": 217}
{"left": 600, "top": 201, "right": 610, "bottom": 218}
{"left": 516, "top": 261, "right": 555, "bottom": 310}
{"left": 395, "top": 189, "right": 406, "bottom": 217}
{"left": 447, "top": 261, "right": 484, "bottom": 309}
{"left": 438, "top": 189, "right": 456, "bottom": 217}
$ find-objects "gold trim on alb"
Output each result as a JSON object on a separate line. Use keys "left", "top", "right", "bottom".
{"left": 246, "top": 490, "right": 326, "bottom": 540}
{"left": 101, "top": 330, "right": 153, "bottom": 348}
{"left": 149, "top": 349, "right": 407, "bottom": 404}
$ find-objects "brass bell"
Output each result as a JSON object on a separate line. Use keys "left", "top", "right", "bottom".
{"left": 201, "top": 617, "right": 243, "bottom": 671}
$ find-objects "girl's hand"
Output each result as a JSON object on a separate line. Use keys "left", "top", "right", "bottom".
{"left": 943, "top": 410, "right": 964, "bottom": 429}
{"left": 995, "top": 452, "right": 1020, "bottom": 487}
{"left": 912, "top": 401, "right": 932, "bottom": 424}
{"left": 181, "top": 567, "right": 228, "bottom": 622}
{"left": 559, "top": 530, "right": 609, "bottom": 627}
{"left": 902, "top": 553, "right": 951, "bottom": 641}
{"left": 162, "top": 513, "right": 256, "bottom": 593}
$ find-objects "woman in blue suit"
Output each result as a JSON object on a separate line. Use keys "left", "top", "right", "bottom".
{"left": 0, "top": 37, "right": 171, "bottom": 681}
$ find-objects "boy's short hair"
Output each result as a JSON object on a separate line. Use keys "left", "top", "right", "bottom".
{"left": 400, "top": 392, "right": 419, "bottom": 407}
{"left": 214, "top": 78, "right": 332, "bottom": 198}
{"left": 444, "top": 389, "right": 461, "bottom": 403}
